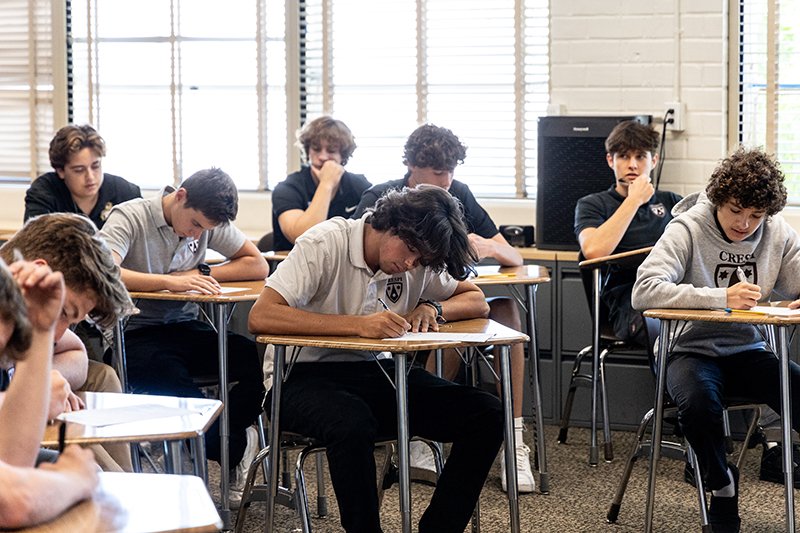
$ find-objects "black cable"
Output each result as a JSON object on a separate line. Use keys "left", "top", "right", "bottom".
{"left": 654, "top": 109, "right": 671, "bottom": 191}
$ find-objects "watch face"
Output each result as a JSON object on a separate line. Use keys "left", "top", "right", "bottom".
{"left": 198, "top": 263, "right": 211, "bottom": 276}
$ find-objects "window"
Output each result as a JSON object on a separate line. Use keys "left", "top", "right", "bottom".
{"left": 0, "top": 0, "right": 60, "bottom": 183}
{"left": 733, "top": 0, "right": 800, "bottom": 203}
{"left": 301, "top": 0, "right": 549, "bottom": 198}
{"left": 70, "top": 0, "right": 287, "bottom": 190}
{"left": 31, "top": 1, "right": 548, "bottom": 196}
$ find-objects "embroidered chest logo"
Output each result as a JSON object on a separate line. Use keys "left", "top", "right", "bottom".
{"left": 649, "top": 203, "right": 666, "bottom": 217}
{"left": 715, "top": 263, "right": 757, "bottom": 287}
{"left": 187, "top": 240, "right": 199, "bottom": 254}
{"left": 386, "top": 277, "right": 404, "bottom": 303}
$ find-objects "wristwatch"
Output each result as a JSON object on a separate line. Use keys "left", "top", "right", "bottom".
{"left": 418, "top": 299, "right": 446, "bottom": 324}
{"left": 197, "top": 263, "right": 212, "bottom": 276}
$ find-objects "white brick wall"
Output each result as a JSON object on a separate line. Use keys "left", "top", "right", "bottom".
{"left": 549, "top": 0, "right": 729, "bottom": 198}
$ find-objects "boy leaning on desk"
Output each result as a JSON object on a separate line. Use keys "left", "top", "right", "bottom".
{"left": 632, "top": 147, "right": 800, "bottom": 533}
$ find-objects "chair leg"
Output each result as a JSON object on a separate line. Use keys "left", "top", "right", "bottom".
{"left": 234, "top": 445, "right": 272, "bottom": 533}
{"left": 736, "top": 406, "right": 762, "bottom": 471}
{"left": 295, "top": 447, "right": 314, "bottom": 533}
{"left": 687, "top": 444, "right": 713, "bottom": 532}
{"left": 607, "top": 408, "right": 655, "bottom": 523}
{"left": 722, "top": 408, "right": 734, "bottom": 455}
{"left": 314, "top": 453, "right": 328, "bottom": 517}
{"left": 599, "top": 348, "right": 613, "bottom": 462}
{"left": 558, "top": 345, "right": 592, "bottom": 444}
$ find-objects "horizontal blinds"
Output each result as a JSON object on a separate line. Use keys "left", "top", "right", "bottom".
{"left": 0, "top": 0, "right": 54, "bottom": 182}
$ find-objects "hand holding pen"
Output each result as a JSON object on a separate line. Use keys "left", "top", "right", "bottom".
{"left": 727, "top": 265, "right": 762, "bottom": 310}
{"left": 362, "top": 298, "right": 410, "bottom": 338}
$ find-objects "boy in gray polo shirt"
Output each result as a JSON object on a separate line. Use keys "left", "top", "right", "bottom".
{"left": 99, "top": 168, "right": 270, "bottom": 504}
{"left": 250, "top": 186, "right": 504, "bottom": 533}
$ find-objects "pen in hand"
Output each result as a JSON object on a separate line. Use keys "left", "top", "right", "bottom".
{"left": 737, "top": 266, "right": 747, "bottom": 283}
{"left": 377, "top": 298, "right": 390, "bottom": 312}
{"left": 58, "top": 419, "right": 67, "bottom": 453}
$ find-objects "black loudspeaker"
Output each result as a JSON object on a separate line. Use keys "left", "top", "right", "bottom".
{"left": 536, "top": 115, "right": 652, "bottom": 250}
{"left": 499, "top": 225, "right": 534, "bottom": 247}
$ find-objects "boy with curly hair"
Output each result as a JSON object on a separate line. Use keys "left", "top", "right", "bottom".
{"left": 633, "top": 147, "right": 800, "bottom": 532}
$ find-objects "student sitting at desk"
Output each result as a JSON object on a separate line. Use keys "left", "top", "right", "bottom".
{"left": 249, "top": 186, "right": 503, "bottom": 533}
{"left": 24, "top": 124, "right": 141, "bottom": 230}
{"left": 1, "top": 213, "right": 137, "bottom": 472}
{"left": 99, "top": 168, "right": 269, "bottom": 504}
{"left": 0, "top": 256, "right": 99, "bottom": 529}
{"left": 574, "top": 119, "right": 681, "bottom": 348}
{"left": 633, "top": 147, "right": 800, "bottom": 533}
{"left": 271, "top": 115, "right": 371, "bottom": 251}
{"left": 354, "top": 124, "right": 533, "bottom": 493}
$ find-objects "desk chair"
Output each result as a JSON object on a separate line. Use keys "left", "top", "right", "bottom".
{"left": 558, "top": 248, "right": 653, "bottom": 465}
{"left": 606, "top": 329, "right": 761, "bottom": 530}
{"left": 256, "top": 231, "right": 274, "bottom": 253}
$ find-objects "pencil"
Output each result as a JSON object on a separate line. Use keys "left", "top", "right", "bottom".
{"left": 725, "top": 308, "right": 768, "bottom": 316}
{"left": 58, "top": 420, "right": 66, "bottom": 453}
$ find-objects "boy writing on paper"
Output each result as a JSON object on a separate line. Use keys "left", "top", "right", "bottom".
{"left": 633, "top": 147, "right": 800, "bottom": 532}
{"left": 0, "top": 257, "right": 99, "bottom": 528}
{"left": 355, "top": 124, "right": 534, "bottom": 493}
{"left": 249, "top": 186, "right": 503, "bottom": 533}
{"left": 99, "top": 168, "right": 269, "bottom": 504}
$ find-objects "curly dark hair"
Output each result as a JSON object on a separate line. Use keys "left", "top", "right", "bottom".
{"left": 706, "top": 147, "right": 787, "bottom": 215}
{"left": 181, "top": 168, "right": 238, "bottom": 225}
{"left": 0, "top": 213, "right": 135, "bottom": 330}
{"left": 367, "top": 185, "right": 477, "bottom": 280}
{"left": 403, "top": 124, "right": 467, "bottom": 171}
{"left": 297, "top": 116, "right": 357, "bottom": 165}
{"left": 0, "top": 260, "right": 32, "bottom": 362}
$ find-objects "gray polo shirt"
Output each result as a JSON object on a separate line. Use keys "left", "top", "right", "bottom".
{"left": 266, "top": 215, "right": 458, "bottom": 364}
{"left": 99, "top": 187, "right": 247, "bottom": 328}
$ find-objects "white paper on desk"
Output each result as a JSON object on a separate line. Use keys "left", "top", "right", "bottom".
{"left": 57, "top": 404, "right": 199, "bottom": 427}
{"left": 183, "top": 286, "right": 250, "bottom": 295}
{"left": 383, "top": 332, "right": 496, "bottom": 343}
{"left": 750, "top": 305, "right": 800, "bottom": 316}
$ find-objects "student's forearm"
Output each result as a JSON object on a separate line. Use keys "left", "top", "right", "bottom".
{"left": 208, "top": 256, "right": 269, "bottom": 282}
{"left": 52, "top": 349, "right": 88, "bottom": 390}
{"left": 249, "top": 303, "right": 365, "bottom": 337}
{"left": 119, "top": 268, "right": 176, "bottom": 291}
{"left": 440, "top": 290, "right": 491, "bottom": 322}
{"left": 0, "top": 331, "right": 53, "bottom": 466}
{"left": 0, "top": 463, "right": 94, "bottom": 528}
{"left": 489, "top": 241, "right": 523, "bottom": 267}
{"left": 580, "top": 199, "right": 640, "bottom": 258}
{"left": 282, "top": 185, "right": 337, "bottom": 243}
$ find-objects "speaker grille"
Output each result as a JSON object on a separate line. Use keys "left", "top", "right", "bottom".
{"left": 536, "top": 116, "right": 651, "bottom": 250}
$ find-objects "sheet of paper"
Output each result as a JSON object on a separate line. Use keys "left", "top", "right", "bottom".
{"left": 173, "top": 286, "right": 250, "bottom": 295}
{"left": 750, "top": 305, "right": 800, "bottom": 316}
{"left": 57, "top": 404, "right": 200, "bottom": 427}
{"left": 383, "top": 332, "right": 496, "bottom": 342}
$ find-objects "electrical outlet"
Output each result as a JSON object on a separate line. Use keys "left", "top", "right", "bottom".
{"left": 665, "top": 101, "right": 686, "bottom": 132}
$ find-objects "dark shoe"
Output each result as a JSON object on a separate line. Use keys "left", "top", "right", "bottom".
{"left": 759, "top": 444, "right": 800, "bottom": 488}
{"left": 708, "top": 463, "right": 740, "bottom": 533}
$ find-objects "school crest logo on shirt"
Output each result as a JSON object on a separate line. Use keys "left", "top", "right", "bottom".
{"left": 649, "top": 203, "right": 666, "bottom": 218}
{"left": 715, "top": 263, "right": 757, "bottom": 287}
{"left": 386, "top": 277, "right": 404, "bottom": 303}
{"left": 187, "top": 239, "right": 199, "bottom": 254}
{"left": 99, "top": 201, "right": 114, "bottom": 221}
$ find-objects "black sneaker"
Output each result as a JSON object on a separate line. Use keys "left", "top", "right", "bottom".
{"left": 759, "top": 444, "right": 800, "bottom": 488}
{"left": 708, "top": 463, "right": 740, "bottom": 533}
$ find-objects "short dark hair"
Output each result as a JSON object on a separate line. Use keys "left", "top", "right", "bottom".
{"left": 297, "top": 116, "right": 357, "bottom": 165}
{"left": 49, "top": 124, "right": 106, "bottom": 170}
{"left": 180, "top": 168, "right": 239, "bottom": 225}
{"left": 0, "top": 214, "right": 135, "bottom": 330}
{"left": 605, "top": 120, "right": 660, "bottom": 156}
{"left": 403, "top": 124, "right": 467, "bottom": 171}
{"left": 0, "top": 260, "right": 32, "bottom": 362}
{"left": 706, "top": 147, "right": 787, "bottom": 216}
{"left": 367, "top": 185, "right": 477, "bottom": 280}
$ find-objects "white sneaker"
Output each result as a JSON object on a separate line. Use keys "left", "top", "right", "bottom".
{"left": 409, "top": 440, "right": 438, "bottom": 485}
{"left": 501, "top": 442, "right": 535, "bottom": 494}
{"left": 228, "top": 425, "right": 260, "bottom": 508}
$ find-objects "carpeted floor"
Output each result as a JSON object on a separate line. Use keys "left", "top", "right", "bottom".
{"left": 191, "top": 424, "right": 793, "bottom": 533}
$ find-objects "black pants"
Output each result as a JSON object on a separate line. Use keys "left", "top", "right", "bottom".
{"left": 124, "top": 321, "right": 265, "bottom": 465}
{"left": 266, "top": 360, "right": 504, "bottom": 533}
{"left": 667, "top": 349, "right": 800, "bottom": 490}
